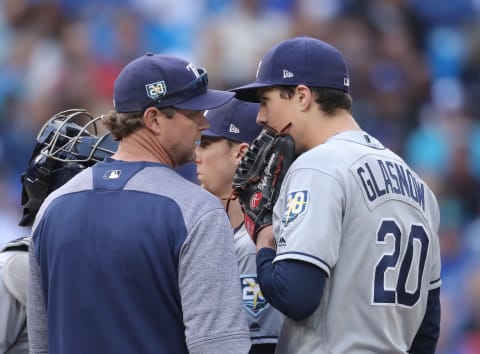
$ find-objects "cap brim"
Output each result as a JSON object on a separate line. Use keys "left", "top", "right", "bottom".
{"left": 201, "top": 129, "right": 244, "bottom": 143}
{"left": 229, "top": 82, "right": 274, "bottom": 102}
{"left": 201, "top": 129, "right": 223, "bottom": 138}
{"left": 174, "top": 89, "right": 234, "bottom": 110}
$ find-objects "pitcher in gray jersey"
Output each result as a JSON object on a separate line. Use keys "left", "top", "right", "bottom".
{"left": 196, "top": 99, "right": 283, "bottom": 354}
{"left": 231, "top": 36, "right": 441, "bottom": 354}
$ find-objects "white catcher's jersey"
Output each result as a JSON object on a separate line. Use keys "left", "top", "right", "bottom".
{"left": 272, "top": 131, "right": 441, "bottom": 354}
{"left": 234, "top": 224, "right": 283, "bottom": 345}
{"left": 0, "top": 238, "right": 29, "bottom": 354}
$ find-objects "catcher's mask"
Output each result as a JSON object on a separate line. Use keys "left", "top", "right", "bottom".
{"left": 19, "top": 109, "right": 118, "bottom": 227}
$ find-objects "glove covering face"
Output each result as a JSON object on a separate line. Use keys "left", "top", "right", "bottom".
{"left": 232, "top": 128, "right": 296, "bottom": 242}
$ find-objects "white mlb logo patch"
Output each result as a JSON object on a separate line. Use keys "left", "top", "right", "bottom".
{"left": 103, "top": 170, "right": 122, "bottom": 179}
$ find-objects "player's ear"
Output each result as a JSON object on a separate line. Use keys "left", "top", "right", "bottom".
{"left": 295, "top": 84, "right": 313, "bottom": 111}
{"left": 236, "top": 143, "right": 250, "bottom": 162}
{"left": 143, "top": 107, "right": 162, "bottom": 134}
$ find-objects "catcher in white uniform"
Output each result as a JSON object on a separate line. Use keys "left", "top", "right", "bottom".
{"left": 231, "top": 36, "right": 441, "bottom": 354}
{"left": 196, "top": 98, "right": 283, "bottom": 354}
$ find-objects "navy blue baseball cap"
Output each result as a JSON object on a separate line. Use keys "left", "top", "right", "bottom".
{"left": 113, "top": 53, "right": 234, "bottom": 112}
{"left": 202, "top": 99, "right": 262, "bottom": 144}
{"left": 231, "top": 36, "right": 350, "bottom": 102}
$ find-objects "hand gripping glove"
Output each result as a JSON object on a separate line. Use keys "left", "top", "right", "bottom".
{"left": 231, "top": 128, "right": 296, "bottom": 242}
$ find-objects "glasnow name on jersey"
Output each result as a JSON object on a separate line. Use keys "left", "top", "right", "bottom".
{"left": 354, "top": 158, "right": 425, "bottom": 212}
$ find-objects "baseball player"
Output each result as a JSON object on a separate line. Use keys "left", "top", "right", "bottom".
{"left": 0, "top": 237, "right": 29, "bottom": 353}
{"left": 231, "top": 36, "right": 442, "bottom": 353}
{"left": 0, "top": 109, "right": 117, "bottom": 353}
{"left": 195, "top": 98, "right": 283, "bottom": 354}
{"left": 27, "top": 54, "right": 251, "bottom": 354}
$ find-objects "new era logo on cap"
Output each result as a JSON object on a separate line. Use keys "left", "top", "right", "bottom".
{"left": 283, "top": 70, "right": 294, "bottom": 78}
{"left": 229, "top": 124, "right": 240, "bottom": 134}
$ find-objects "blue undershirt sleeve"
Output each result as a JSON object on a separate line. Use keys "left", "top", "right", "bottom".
{"left": 408, "top": 287, "right": 441, "bottom": 354}
{"left": 256, "top": 248, "right": 327, "bottom": 321}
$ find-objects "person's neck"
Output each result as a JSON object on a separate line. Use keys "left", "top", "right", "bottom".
{"left": 111, "top": 128, "right": 174, "bottom": 166}
{"left": 223, "top": 197, "right": 244, "bottom": 230}
{"left": 306, "top": 111, "right": 361, "bottom": 150}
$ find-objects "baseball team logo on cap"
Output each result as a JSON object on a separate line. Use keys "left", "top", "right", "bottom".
{"left": 145, "top": 81, "right": 167, "bottom": 100}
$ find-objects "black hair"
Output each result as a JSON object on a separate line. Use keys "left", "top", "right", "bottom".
{"left": 277, "top": 86, "right": 353, "bottom": 115}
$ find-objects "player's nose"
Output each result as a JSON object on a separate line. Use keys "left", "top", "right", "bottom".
{"left": 256, "top": 107, "right": 267, "bottom": 125}
{"left": 194, "top": 146, "right": 202, "bottom": 164}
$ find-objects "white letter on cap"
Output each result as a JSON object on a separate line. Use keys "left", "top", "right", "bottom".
{"left": 186, "top": 63, "right": 201, "bottom": 78}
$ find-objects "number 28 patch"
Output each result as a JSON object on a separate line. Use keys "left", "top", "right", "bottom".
{"left": 282, "top": 190, "right": 309, "bottom": 227}
{"left": 241, "top": 275, "right": 269, "bottom": 317}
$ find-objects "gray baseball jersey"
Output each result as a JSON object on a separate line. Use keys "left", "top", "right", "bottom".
{"left": 27, "top": 161, "right": 251, "bottom": 354}
{"left": 234, "top": 224, "right": 283, "bottom": 345}
{"left": 0, "top": 238, "right": 29, "bottom": 354}
{"left": 272, "top": 131, "right": 441, "bottom": 354}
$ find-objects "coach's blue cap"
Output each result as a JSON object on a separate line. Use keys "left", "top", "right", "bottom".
{"left": 203, "top": 99, "right": 262, "bottom": 144}
{"left": 113, "top": 53, "right": 234, "bottom": 112}
{"left": 231, "top": 36, "right": 350, "bottom": 102}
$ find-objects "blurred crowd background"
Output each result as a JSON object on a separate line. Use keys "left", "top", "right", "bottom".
{"left": 0, "top": 0, "right": 478, "bottom": 352}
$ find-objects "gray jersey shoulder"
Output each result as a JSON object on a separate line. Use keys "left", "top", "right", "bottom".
{"left": 34, "top": 165, "right": 225, "bottom": 234}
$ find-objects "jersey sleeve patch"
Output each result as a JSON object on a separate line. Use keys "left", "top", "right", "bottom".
{"left": 281, "top": 190, "right": 309, "bottom": 227}
{"left": 241, "top": 275, "right": 270, "bottom": 317}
